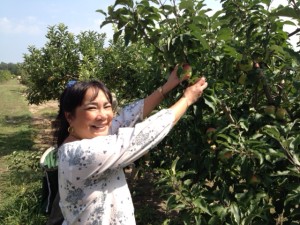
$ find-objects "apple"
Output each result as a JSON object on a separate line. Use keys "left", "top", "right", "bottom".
{"left": 238, "top": 73, "right": 247, "bottom": 85}
{"left": 206, "top": 127, "right": 216, "bottom": 144}
{"left": 238, "top": 59, "right": 253, "bottom": 72}
{"left": 254, "top": 62, "right": 260, "bottom": 68}
{"left": 182, "top": 63, "right": 192, "bottom": 78}
{"left": 223, "top": 151, "right": 232, "bottom": 159}
{"left": 206, "top": 127, "right": 216, "bottom": 133}
{"left": 249, "top": 175, "right": 261, "bottom": 185}
{"left": 275, "top": 108, "right": 287, "bottom": 120}
{"left": 264, "top": 105, "right": 275, "bottom": 116}
{"left": 218, "top": 151, "right": 233, "bottom": 162}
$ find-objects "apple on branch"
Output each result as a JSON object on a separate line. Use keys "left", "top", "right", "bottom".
{"left": 177, "top": 63, "right": 192, "bottom": 81}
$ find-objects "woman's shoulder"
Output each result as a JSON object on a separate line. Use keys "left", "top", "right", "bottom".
{"left": 60, "top": 135, "right": 117, "bottom": 150}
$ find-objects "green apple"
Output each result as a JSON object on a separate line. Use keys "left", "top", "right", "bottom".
{"left": 206, "top": 127, "right": 216, "bottom": 144}
{"left": 238, "top": 59, "right": 253, "bottom": 72}
{"left": 264, "top": 105, "right": 275, "bottom": 116}
{"left": 238, "top": 73, "right": 247, "bottom": 85}
{"left": 276, "top": 108, "right": 287, "bottom": 120}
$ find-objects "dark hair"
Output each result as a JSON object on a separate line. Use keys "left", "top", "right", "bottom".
{"left": 53, "top": 80, "right": 112, "bottom": 147}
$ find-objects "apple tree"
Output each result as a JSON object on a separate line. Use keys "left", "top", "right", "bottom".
{"left": 100, "top": 0, "right": 300, "bottom": 224}
{"left": 22, "top": 23, "right": 104, "bottom": 104}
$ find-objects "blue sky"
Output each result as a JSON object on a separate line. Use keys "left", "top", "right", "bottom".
{"left": 0, "top": 0, "right": 297, "bottom": 63}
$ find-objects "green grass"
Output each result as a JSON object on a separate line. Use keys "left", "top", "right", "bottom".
{"left": 0, "top": 79, "right": 33, "bottom": 156}
{"left": 0, "top": 79, "right": 47, "bottom": 224}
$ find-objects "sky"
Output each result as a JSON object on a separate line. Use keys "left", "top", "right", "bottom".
{"left": 0, "top": 0, "right": 298, "bottom": 63}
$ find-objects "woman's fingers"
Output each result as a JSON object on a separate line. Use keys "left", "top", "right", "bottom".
{"left": 193, "top": 77, "right": 208, "bottom": 98}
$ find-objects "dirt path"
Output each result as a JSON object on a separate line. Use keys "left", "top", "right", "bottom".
{"left": 29, "top": 100, "right": 58, "bottom": 151}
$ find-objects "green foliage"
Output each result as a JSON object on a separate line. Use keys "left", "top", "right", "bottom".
{"left": 0, "top": 151, "right": 46, "bottom": 225}
{"left": 0, "top": 70, "right": 12, "bottom": 82}
{"left": 21, "top": 23, "right": 165, "bottom": 105}
{"left": 0, "top": 178, "right": 46, "bottom": 225}
{"left": 100, "top": 0, "right": 300, "bottom": 223}
{"left": 21, "top": 23, "right": 106, "bottom": 104}
{"left": 0, "top": 62, "right": 21, "bottom": 75}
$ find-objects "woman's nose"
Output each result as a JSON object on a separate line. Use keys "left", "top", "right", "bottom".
{"left": 96, "top": 109, "right": 107, "bottom": 120}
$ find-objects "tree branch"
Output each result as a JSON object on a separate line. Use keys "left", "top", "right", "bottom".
{"left": 221, "top": 103, "right": 235, "bottom": 124}
{"left": 288, "top": 28, "right": 300, "bottom": 38}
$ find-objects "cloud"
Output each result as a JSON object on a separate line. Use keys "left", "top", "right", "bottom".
{"left": 0, "top": 16, "right": 44, "bottom": 35}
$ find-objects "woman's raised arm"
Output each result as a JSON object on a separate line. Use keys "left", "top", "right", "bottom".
{"left": 143, "top": 65, "right": 190, "bottom": 118}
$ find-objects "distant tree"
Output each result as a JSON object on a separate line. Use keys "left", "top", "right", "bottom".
{"left": 0, "top": 62, "right": 21, "bottom": 75}
{"left": 0, "top": 70, "right": 12, "bottom": 82}
{"left": 22, "top": 24, "right": 106, "bottom": 104}
{"left": 21, "top": 23, "right": 162, "bottom": 105}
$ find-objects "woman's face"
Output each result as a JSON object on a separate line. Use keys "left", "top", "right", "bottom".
{"left": 66, "top": 88, "right": 114, "bottom": 139}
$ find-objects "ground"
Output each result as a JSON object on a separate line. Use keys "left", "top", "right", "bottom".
{"left": 29, "top": 100, "right": 58, "bottom": 151}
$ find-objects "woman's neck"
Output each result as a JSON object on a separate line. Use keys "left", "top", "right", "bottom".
{"left": 63, "top": 135, "right": 81, "bottom": 144}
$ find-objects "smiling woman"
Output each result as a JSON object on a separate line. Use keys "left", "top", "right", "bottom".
{"left": 46, "top": 64, "right": 207, "bottom": 225}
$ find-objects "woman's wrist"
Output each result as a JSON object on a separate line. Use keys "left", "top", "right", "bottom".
{"left": 181, "top": 95, "right": 191, "bottom": 107}
{"left": 162, "top": 81, "right": 178, "bottom": 96}
{"left": 157, "top": 86, "right": 166, "bottom": 99}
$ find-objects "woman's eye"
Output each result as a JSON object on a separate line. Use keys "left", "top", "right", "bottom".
{"left": 105, "top": 104, "right": 112, "bottom": 109}
{"left": 86, "top": 106, "right": 97, "bottom": 110}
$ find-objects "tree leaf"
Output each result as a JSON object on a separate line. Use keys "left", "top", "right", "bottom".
{"left": 113, "top": 30, "right": 123, "bottom": 43}
{"left": 171, "top": 157, "right": 179, "bottom": 175}
{"left": 96, "top": 9, "right": 107, "bottom": 16}
{"left": 217, "top": 27, "right": 232, "bottom": 41}
{"left": 114, "top": 0, "right": 134, "bottom": 8}
{"left": 204, "top": 96, "right": 216, "bottom": 113}
{"left": 262, "top": 125, "right": 282, "bottom": 142}
{"left": 193, "top": 198, "right": 211, "bottom": 215}
{"left": 208, "top": 215, "right": 222, "bottom": 225}
{"left": 230, "top": 202, "right": 241, "bottom": 224}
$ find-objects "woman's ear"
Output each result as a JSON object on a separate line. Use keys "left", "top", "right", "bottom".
{"left": 64, "top": 112, "right": 73, "bottom": 124}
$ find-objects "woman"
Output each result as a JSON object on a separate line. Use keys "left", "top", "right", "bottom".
{"left": 54, "top": 65, "right": 207, "bottom": 225}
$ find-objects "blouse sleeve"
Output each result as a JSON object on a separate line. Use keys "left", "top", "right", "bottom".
{"left": 59, "top": 109, "right": 175, "bottom": 184}
{"left": 110, "top": 99, "right": 144, "bottom": 134}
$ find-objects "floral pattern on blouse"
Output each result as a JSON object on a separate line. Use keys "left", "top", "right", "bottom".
{"left": 59, "top": 100, "right": 175, "bottom": 225}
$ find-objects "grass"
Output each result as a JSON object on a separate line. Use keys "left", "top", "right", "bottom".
{"left": 0, "top": 79, "right": 48, "bottom": 225}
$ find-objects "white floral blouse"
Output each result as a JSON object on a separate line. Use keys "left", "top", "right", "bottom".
{"left": 58, "top": 100, "right": 175, "bottom": 225}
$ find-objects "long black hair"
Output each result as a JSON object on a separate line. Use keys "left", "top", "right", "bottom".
{"left": 53, "top": 80, "right": 112, "bottom": 147}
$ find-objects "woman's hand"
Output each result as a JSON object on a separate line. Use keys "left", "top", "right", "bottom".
{"left": 169, "top": 76, "right": 208, "bottom": 125}
{"left": 183, "top": 77, "right": 208, "bottom": 106}
{"left": 163, "top": 64, "right": 192, "bottom": 93}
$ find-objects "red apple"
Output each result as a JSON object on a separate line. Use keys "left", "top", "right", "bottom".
{"left": 249, "top": 175, "right": 261, "bottom": 185}
{"left": 182, "top": 64, "right": 192, "bottom": 77}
